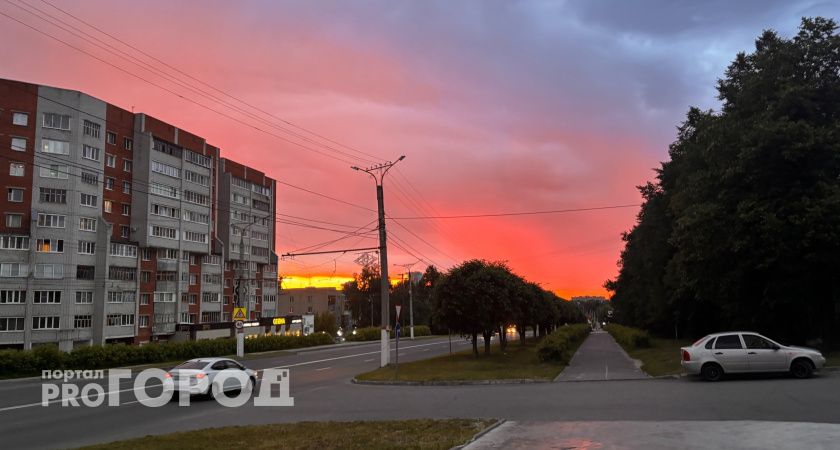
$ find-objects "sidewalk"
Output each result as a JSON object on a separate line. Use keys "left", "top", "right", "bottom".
{"left": 555, "top": 330, "right": 648, "bottom": 381}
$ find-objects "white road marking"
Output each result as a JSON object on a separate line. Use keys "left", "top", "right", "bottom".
{"left": 363, "top": 359, "right": 375, "bottom": 362}
{"left": 315, "top": 367, "right": 331, "bottom": 372}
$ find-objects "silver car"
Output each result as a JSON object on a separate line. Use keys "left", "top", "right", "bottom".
{"left": 167, "top": 358, "right": 258, "bottom": 396}
{"left": 681, "top": 332, "right": 826, "bottom": 381}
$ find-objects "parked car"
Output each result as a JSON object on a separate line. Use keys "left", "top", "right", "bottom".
{"left": 681, "top": 332, "right": 826, "bottom": 381}
{"left": 166, "top": 358, "right": 258, "bottom": 396}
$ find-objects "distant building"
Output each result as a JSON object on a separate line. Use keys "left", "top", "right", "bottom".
{"left": 278, "top": 287, "right": 349, "bottom": 327}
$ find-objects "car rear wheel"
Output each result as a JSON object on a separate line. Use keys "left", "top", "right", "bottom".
{"left": 790, "top": 359, "right": 813, "bottom": 379}
{"left": 701, "top": 363, "right": 723, "bottom": 382}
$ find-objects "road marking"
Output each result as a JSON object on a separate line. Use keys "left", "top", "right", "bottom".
{"left": 363, "top": 359, "right": 375, "bottom": 362}
{"left": 605, "top": 364, "right": 609, "bottom": 380}
{"left": 315, "top": 367, "right": 331, "bottom": 372}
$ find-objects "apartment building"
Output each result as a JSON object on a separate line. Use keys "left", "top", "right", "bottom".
{"left": 278, "top": 287, "right": 350, "bottom": 327}
{"left": 0, "top": 78, "right": 279, "bottom": 350}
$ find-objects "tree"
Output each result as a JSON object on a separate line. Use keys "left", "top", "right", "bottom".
{"left": 314, "top": 311, "right": 338, "bottom": 336}
{"left": 342, "top": 265, "right": 382, "bottom": 328}
{"left": 607, "top": 18, "right": 840, "bottom": 346}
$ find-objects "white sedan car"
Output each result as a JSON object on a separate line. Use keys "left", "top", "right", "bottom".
{"left": 167, "top": 358, "right": 258, "bottom": 396}
{"left": 681, "top": 332, "right": 826, "bottom": 381}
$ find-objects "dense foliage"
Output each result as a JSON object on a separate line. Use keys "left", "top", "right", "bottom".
{"left": 606, "top": 18, "right": 840, "bottom": 346}
{"left": 535, "top": 324, "right": 592, "bottom": 363}
{"left": 604, "top": 324, "right": 651, "bottom": 349}
{"left": 314, "top": 311, "right": 339, "bottom": 337}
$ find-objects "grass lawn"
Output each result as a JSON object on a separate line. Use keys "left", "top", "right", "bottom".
{"left": 79, "top": 419, "right": 495, "bottom": 450}
{"left": 619, "top": 338, "right": 693, "bottom": 377}
{"left": 356, "top": 339, "right": 572, "bottom": 382}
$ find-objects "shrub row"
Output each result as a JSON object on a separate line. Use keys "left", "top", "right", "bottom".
{"left": 604, "top": 323, "right": 651, "bottom": 349}
{"left": 0, "top": 333, "right": 334, "bottom": 378}
{"left": 391, "top": 325, "right": 431, "bottom": 338}
{"left": 345, "top": 325, "right": 433, "bottom": 341}
{"left": 536, "top": 324, "right": 591, "bottom": 364}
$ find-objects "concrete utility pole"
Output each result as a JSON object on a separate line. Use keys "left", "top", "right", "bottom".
{"left": 352, "top": 156, "right": 405, "bottom": 367}
{"left": 234, "top": 215, "right": 268, "bottom": 358}
{"left": 396, "top": 261, "right": 420, "bottom": 340}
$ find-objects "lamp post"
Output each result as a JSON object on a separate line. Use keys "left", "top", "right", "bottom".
{"left": 234, "top": 214, "right": 269, "bottom": 358}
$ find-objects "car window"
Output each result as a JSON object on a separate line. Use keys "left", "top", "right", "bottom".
{"left": 742, "top": 334, "right": 774, "bottom": 349}
{"left": 714, "top": 334, "right": 743, "bottom": 349}
{"left": 210, "top": 362, "right": 227, "bottom": 370}
{"left": 705, "top": 337, "right": 716, "bottom": 349}
{"left": 174, "top": 361, "right": 208, "bottom": 370}
{"left": 229, "top": 361, "right": 245, "bottom": 370}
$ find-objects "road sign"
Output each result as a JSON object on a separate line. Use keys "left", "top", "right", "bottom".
{"left": 234, "top": 320, "right": 244, "bottom": 330}
{"left": 395, "top": 305, "right": 402, "bottom": 320}
{"left": 233, "top": 307, "right": 247, "bottom": 321}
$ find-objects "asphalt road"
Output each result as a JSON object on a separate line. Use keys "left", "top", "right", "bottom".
{"left": 1, "top": 335, "right": 839, "bottom": 449}
{"left": 556, "top": 330, "right": 648, "bottom": 381}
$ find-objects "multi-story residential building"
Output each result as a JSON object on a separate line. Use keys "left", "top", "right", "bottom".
{"left": 0, "top": 78, "right": 279, "bottom": 350}
{"left": 278, "top": 287, "right": 349, "bottom": 328}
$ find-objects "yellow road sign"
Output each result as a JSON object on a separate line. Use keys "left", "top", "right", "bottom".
{"left": 233, "top": 307, "right": 247, "bottom": 321}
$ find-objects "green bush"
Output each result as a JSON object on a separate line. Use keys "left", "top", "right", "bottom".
{"left": 389, "top": 324, "right": 432, "bottom": 338}
{"left": 536, "top": 324, "right": 591, "bottom": 364}
{"left": 604, "top": 324, "right": 651, "bottom": 349}
{"left": 346, "top": 326, "right": 381, "bottom": 341}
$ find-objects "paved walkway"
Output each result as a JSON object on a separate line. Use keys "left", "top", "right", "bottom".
{"left": 465, "top": 420, "right": 840, "bottom": 449}
{"left": 555, "top": 330, "right": 648, "bottom": 381}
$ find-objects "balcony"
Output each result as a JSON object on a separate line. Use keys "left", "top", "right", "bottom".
{"left": 157, "top": 259, "right": 178, "bottom": 272}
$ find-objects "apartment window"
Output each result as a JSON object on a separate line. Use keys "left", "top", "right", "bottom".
{"left": 202, "top": 255, "right": 221, "bottom": 265}
{"left": 184, "top": 231, "right": 207, "bottom": 243}
{"left": 189, "top": 274, "right": 197, "bottom": 285}
{"left": 74, "top": 315, "right": 92, "bottom": 328}
{"left": 123, "top": 160, "right": 132, "bottom": 172}
{"left": 253, "top": 199, "right": 270, "bottom": 212}
{"left": 139, "top": 315, "right": 149, "bottom": 328}
{"left": 36, "top": 238, "right": 63, "bottom": 253}
{"left": 232, "top": 193, "right": 249, "bottom": 205}
{"left": 141, "top": 249, "right": 151, "bottom": 261}
{"left": 252, "top": 183, "right": 271, "bottom": 197}
{"left": 154, "top": 292, "right": 175, "bottom": 303}
{"left": 34, "top": 291, "right": 61, "bottom": 304}
{"left": 109, "top": 243, "right": 137, "bottom": 258}
{"left": 105, "top": 177, "right": 115, "bottom": 191}
{"left": 120, "top": 226, "right": 130, "bottom": 238}
{"left": 124, "top": 138, "right": 133, "bottom": 150}
{"left": 150, "top": 203, "right": 179, "bottom": 218}
{"left": 34, "top": 264, "right": 64, "bottom": 279}
{"left": 0, "top": 262, "right": 28, "bottom": 277}
{"left": 0, "top": 235, "right": 29, "bottom": 250}
{"left": 156, "top": 271, "right": 176, "bottom": 281}
{"left": 151, "top": 160, "right": 179, "bottom": 178}
{"left": 121, "top": 204, "right": 130, "bottom": 216}
{"left": 184, "top": 149, "right": 211, "bottom": 168}
{"left": 251, "top": 246, "right": 269, "bottom": 257}
{"left": 7, "top": 188, "right": 24, "bottom": 202}
{"left": 140, "top": 271, "right": 151, "bottom": 283}
{"left": 76, "top": 265, "right": 95, "bottom": 280}
{"left": 150, "top": 182, "right": 179, "bottom": 199}
{"left": 39, "top": 187, "right": 67, "bottom": 204}
{"left": 179, "top": 312, "right": 194, "bottom": 324}
{"left": 202, "top": 292, "right": 220, "bottom": 303}
{"left": 42, "top": 113, "right": 70, "bottom": 130}
{"left": 81, "top": 145, "right": 100, "bottom": 161}
{"left": 182, "top": 210, "right": 209, "bottom": 224}
{"left": 202, "top": 273, "right": 221, "bottom": 284}
{"left": 157, "top": 248, "right": 178, "bottom": 260}
{"left": 104, "top": 200, "right": 112, "bottom": 213}
{"left": 122, "top": 181, "right": 131, "bottom": 193}
{"left": 9, "top": 162, "right": 24, "bottom": 177}
{"left": 83, "top": 120, "right": 101, "bottom": 138}
{"left": 222, "top": 312, "right": 231, "bottom": 322}
{"left": 153, "top": 139, "right": 182, "bottom": 157}
{"left": 251, "top": 231, "right": 269, "bottom": 241}
{"left": 0, "top": 290, "right": 25, "bottom": 304}
{"left": 42, "top": 164, "right": 70, "bottom": 180}
{"left": 107, "top": 291, "right": 123, "bottom": 303}
{"left": 33, "top": 316, "right": 60, "bottom": 329}
{"left": 75, "top": 291, "right": 93, "bottom": 304}
{"left": 183, "top": 190, "right": 208, "bottom": 206}
{"left": 108, "top": 266, "right": 136, "bottom": 281}
{"left": 80, "top": 193, "right": 98, "bottom": 208}
{"left": 106, "top": 131, "right": 116, "bottom": 145}
{"left": 41, "top": 139, "right": 70, "bottom": 155}
{"left": 105, "top": 154, "right": 116, "bottom": 168}
{"left": 38, "top": 213, "right": 66, "bottom": 228}
{"left": 78, "top": 241, "right": 95, "bottom": 255}
{"left": 223, "top": 296, "right": 231, "bottom": 305}
{"left": 140, "top": 293, "right": 150, "bottom": 305}
{"left": 6, "top": 214, "right": 23, "bottom": 228}
{"left": 184, "top": 170, "right": 209, "bottom": 186}
{"left": 79, "top": 217, "right": 97, "bottom": 232}
{"left": 201, "top": 312, "right": 221, "bottom": 323}
{"left": 107, "top": 314, "right": 134, "bottom": 326}
{"left": 150, "top": 225, "right": 177, "bottom": 239}
{"left": 0, "top": 317, "right": 25, "bottom": 331}
{"left": 11, "top": 137, "right": 26, "bottom": 152}
{"left": 12, "top": 112, "right": 28, "bottom": 126}
{"left": 187, "top": 294, "right": 197, "bottom": 305}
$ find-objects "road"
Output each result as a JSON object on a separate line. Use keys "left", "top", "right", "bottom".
{"left": 556, "top": 330, "right": 648, "bottom": 381}
{"left": 1, "top": 335, "right": 839, "bottom": 449}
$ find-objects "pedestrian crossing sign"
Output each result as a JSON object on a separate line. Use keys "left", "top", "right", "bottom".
{"left": 233, "top": 307, "right": 247, "bottom": 321}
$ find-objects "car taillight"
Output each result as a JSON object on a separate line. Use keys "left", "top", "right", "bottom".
{"left": 682, "top": 350, "right": 690, "bottom": 362}
{"left": 164, "top": 373, "right": 172, "bottom": 378}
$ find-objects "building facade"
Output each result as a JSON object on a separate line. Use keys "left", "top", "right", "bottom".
{"left": 278, "top": 287, "right": 349, "bottom": 327}
{"left": 0, "top": 78, "right": 279, "bottom": 350}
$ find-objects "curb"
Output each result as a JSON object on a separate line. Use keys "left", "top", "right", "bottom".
{"left": 351, "top": 378, "right": 551, "bottom": 386}
{"left": 450, "top": 419, "right": 506, "bottom": 450}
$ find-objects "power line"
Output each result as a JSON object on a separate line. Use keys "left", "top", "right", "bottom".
{"left": 390, "top": 204, "right": 641, "bottom": 219}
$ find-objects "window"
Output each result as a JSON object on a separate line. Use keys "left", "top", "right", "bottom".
{"left": 0, "top": 290, "right": 25, "bottom": 304}
{"left": 80, "top": 193, "right": 98, "bottom": 208}
{"left": 104, "top": 200, "right": 112, "bottom": 213}
{"left": 0, "top": 235, "right": 29, "bottom": 250}
{"left": 150, "top": 182, "right": 179, "bottom": 199}
{"left": 6, "top": 214, "right": 22, "bottom": 228}
{"left": 109, "top": 243, "right": 137, "bottom": 258}
{"left": 186, "top": 294, "right": 197, "bottom": 305}
{"left": 120, "top": 226, "right": 130, "bottom": 238}
{"left": 154, "top": 292, "right": 175, "bottom": 303}
{"left": 123, "top": 160, "right": 132, "bottom": 172}
{"left": 42, "top": 164, "right": 70, "bottom": 180}
{"left": 715, "top": 335, "right": 743, "bottom": 350}
{"left": 78, "top": 241, "right": 96, "bottom": 255}
{"left": 179, "top": 312, "right": 194, "bottom": 324}
{"left": 9, "top": 162, "right": 24, "bottom": 177}
{"left": 223, "top": 296, "right": 231, "bottom": 305}
{"left": 183, "top": 190, "right": 208, "bottom": 206}
{"left": 122, "top": 181, "right": 131, "bottom": 193}
{"left": 33, "top": 316, "right": 60, "bottom": 330}
{"left": 34, "top": 291, "right": 61, "bottom": 304}
{"left": 184, "top": 149, "right": 211, "bottom": 168}
{"left": 140, "top": 271, "right": 151, "bottom": 283}
{"left": 202, "top": 274, "right": 221, "bottom": 284}
{"left": 184, "top": 170, "right": 209, "bottom": 186}
{"left": 743, "top": 334, "right": 776, "bottom": 350}
{"left": 182, "top": 210, "right": 209, "bottom": 224}
{"left": 121, "top": 204, "right": 131, "bottom": 216}
{"left": 83, "top": 120, "right": 101, "bottom": 138}
{"left": 140, "top": 293, "right": 150, "bottom": 305}
{"left": 105, "top": 154, "right": 116, "bottom": 167}
{"left": 34, "top": 264, "right": 64, "bottom": 279}
{"left": 153, "top": 139, "right": 182, "bottom": 158}
{"left": 42, "top": 113, "right": 70, "bottom": 130}
{"left": 0, "top": 263, "right": 27, "bottom": 277}
{"left": 232, "top": 193, "right": 249, "bottom": 205}
{"left": 151, "top": 203, "right": 179, "bottom": 218}
{"left": 36, "top": 238, "right": 63, "bottom": 253}
{"left": 251, "top": 246, "right": 269, "bottom": 257}
{"left": 79, "top": 217, "right": 97, "bottom": 232}
{"left": 76, "top": 265, "right": 95, "bottom": 280}
{"left": 107, "top": 314, "right": 134, "bottom": 326}
{"left": 41, "top": 139, "right": 70, "bottom": 155}
{"left": 106, "top": 131, "right": 116, "bottom": 145}
{"left": 139, "top": 315, "right": 149, "bottom": 328}
{"left": 252, "top": 183, "right": 271, "bottom": 197}
{"left": 11, "top": 137, "right": 26, "bottom": 152}
{"left": 7, "top": 188, "right": 24, "bottom": 202}
{"left": 202, "top": 292, "right": 220, "bottom": 303}
{"left": 151, "top": 160, "right": 180, "bottom": 178}
{"left": 75, "top": 291, "right": 93, "bottom": 304}
{"left": 141, "top": 249, "right": 151, "bottom": 261}
{"left": 39, "top": 188, "right": 66, "bottom": 204}
{"left": 184, "top": 231, "right": 207, "bottom": 243}
{"left": 108, "top": 266, "right": 136, "bottom": 281}
{"left": 201, "top": 312, "right": 222, "bottom": 323}
{"left": 189, "top": 274, "right": 197, "bottom": 285}
{"left": 157, "top": 248, "right": 178, "bottom": 260}
{"left": 74, "top": 315, "right": 92, "bottom": 328}
{"left": 81, "top": 145, "right": 100, "bottom": 161}
{"left": 37, "top": 213, "right": 66, "bottom": 228}
{"left": 203, "top": 255, "right": 221, "bottom": 265}
{"left": 105, "top": 177, "right": 115, "bottom": 190}
{"left": 124, "top": 138, "right": 133, "bottom": 150}
{"left": 12, "top": 112, "right": 28, "bottom": 126}
{"left": 253, "top": 199, "right": 270, "bottom": 212}
{"left": 156, "top": 271, "right": 176, "bottom": 281}
{"left": 150, "top": 225, "right": 177, "bottom": 239}
{"left": 251, "top": 231, "right": 269, "bottom": 241}
{"left": 0, "top": 317, "right": 25, "bottom": 331}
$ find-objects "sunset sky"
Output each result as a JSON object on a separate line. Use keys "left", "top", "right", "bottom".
{"left": 1, "top": 0, "right": 835, "bottom": 298}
